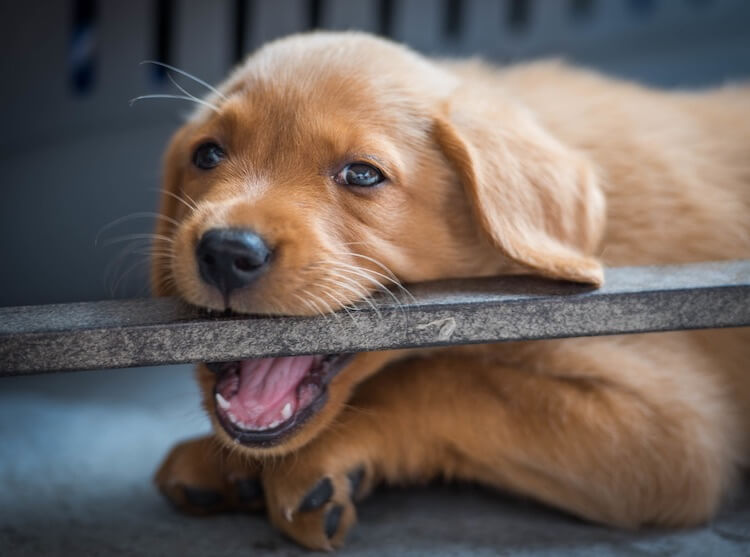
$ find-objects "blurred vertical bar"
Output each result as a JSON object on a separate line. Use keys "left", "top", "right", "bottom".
{"left": 70, "top": 0, "right": 97, "bottom": 95}
{"left": 0, "top": 1, "right": 68, "bottom": 148}
{"left": 463, "top": 0, "right": 504, "bottom": 57}
{"left": 392, "top": 0, "right": 445, "bottom": 53}
{"left": 151, "top": 0, "right": 175, "bottom": 83}
{"left": 321, "top": 0, "right": 379, "bottom": 32}
{"left": 242, "top": 0, "right": 309, "bottom": 53}
{"left": 174, "top": 0, "right": 233, "bottom": 88}
{"left": 99, "top": 0, "right": 152, "bottom": 110}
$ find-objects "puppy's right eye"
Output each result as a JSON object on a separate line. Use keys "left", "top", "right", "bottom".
{"left": 192, "top": 142, "right": 225, "bottom": 170}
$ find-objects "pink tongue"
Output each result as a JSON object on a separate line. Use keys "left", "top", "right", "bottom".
{"left": 239, "top": 355, "right": 313, "bottom": 408}
{"left": 222, "top": 355, "right": 314, "bottom": 428}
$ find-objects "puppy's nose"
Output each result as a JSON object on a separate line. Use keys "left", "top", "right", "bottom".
{"left": 196, "top": 228, "right": 271, "bottom": 295}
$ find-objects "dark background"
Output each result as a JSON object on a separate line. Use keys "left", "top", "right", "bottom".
{"left": 2, "top": 0, "right": 750, "bottom": 307}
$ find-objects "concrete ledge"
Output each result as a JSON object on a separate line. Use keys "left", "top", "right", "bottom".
{"left": 1, "top": 260, "right": 749, "bottom": 375}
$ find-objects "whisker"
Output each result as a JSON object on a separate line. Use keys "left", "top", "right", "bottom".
{"left": 140, "top": 60, "right": 227, "bottom": 100}
{"left": 316, "top": 287, "right": 361, "bottom": 329}
{"left": 110, "top": 256, "right": 151, "bottom": 297}
{"left": 165, "top": 72, "right": 220, "bottom": 117}
{"left": 298, "top": 290, "right": 342, "bottom": 330}
{"left": 315, "top": 281, "right": 359, "bottom": 314}
{"left": 331, "top": 251, "right": 415, "bottom": 302}
{"left": 153, "top": 188, "right": 199, "bottom": 213}
{"left": 103, "top": 238, "right": 153, "bottom": 286}
{"left": 320, "top": 275, "right": 382, "bottom": 319}
{"left": 311, "top": 261, "right": 407, "bottom": 310}
{"left": 95, "top": 212, "right": 179, "bottom": 246}
{"left": 305, "top": 290, "right": 339, "bottom": 319}
{"left": 181, "top": 191, "right": 199, "bottom": 211}
{"left": 292, "top": 293, "right": 321, "bottom": 317}
{"left": 337, "top": 261, "right": 414, "bottom": 303}
{"left": 129, "top": 94, "right": 220, "bottom": 113}
{"left": 100, "top": 233, "right": 175, "bottom": 247}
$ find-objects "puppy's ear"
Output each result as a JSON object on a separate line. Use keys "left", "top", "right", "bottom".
{"left": 433, "top": 94, "right": 605, "bottom": 285}
{"left": 151, "top": 127, "right": 189, "bottom": 296}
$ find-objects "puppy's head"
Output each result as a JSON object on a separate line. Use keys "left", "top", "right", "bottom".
{"left": 152, "top": 32, "right": 604, "bottom": 455}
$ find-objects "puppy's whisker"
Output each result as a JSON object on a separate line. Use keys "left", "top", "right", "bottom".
{"left": 321, "top": 262, "right": 407, "bottom": 311}
{"left": 104, "top": 239, "right": 154, "bottom": 288}
{"left": 129, "top": 94, "right": 220, "bottom": 113}
{"left": 140, "top": 60, "right": 227, "bottom": 101}
{"left": 319, "top": 274, "right": 367, "bottom": 303}
{"left": 332, "top": 251, "right": 415, "bottom": 302}
{"left": 111, "top": 256, "right": 152, "bottom": 296}
{"left": 320, "top": 275, "right": 382, "bottom": 319}
{"left": 153, "top": 188, "right": 199, "bottom": 213}
{"left": 316, "top": 287, "right": 361, "bottom": 330}
{"left": 101, "top": 233, "right": 175, "bottom": 247}
{"left": 304, "top": 290, "right": 341, "bottom": 327}
{"left": 292, "top": 293, "right": 319, "bottom": 317}
{"left": 315, "top": 282, "right": 359, "bottom": 313}
{"left": 315, "top": 262, "right": 388, "bottom": 303}
{"left": 95, "top": 212, "right": 179, "bottom": 246}
{"left": 181, "top": 191, "right": 199, "bottom": 211}
{"left": 340, "top": 241, "right": 371, "bottom": 248}
{"left": 293, "top": 292, "right": 331, "bottom": 323}
{"left": 166, "top": 72, "right": 208, "bottom": 108}
{"left": 299, "top": 288, "right": 333, "bottom": 316}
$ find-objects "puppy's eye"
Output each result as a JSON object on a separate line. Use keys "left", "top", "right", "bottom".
{"left": 336, "top": 163, "right": 385, "bottom": 188}
{"left": 192, "top": 142, "right": 225, "bottom": 170}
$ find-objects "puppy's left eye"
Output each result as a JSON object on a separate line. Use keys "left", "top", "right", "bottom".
{"left": 336, "top": 163, "right": 385, "bottom": 187}
{"left": 192, "top": 142, "right": 226, "bottom": 170}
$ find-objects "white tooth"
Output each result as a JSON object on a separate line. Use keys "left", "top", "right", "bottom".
{"left": 282, "top": 402, "right": 292, "bottom": 420}
{"left": 268, "top": 420, "right": 281, "bottom": 429}
{"left": 215, "top": 393, "right": 231, "bottom": 410}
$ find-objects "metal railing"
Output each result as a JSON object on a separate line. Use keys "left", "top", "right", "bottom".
{"left": 2, "top": 260, "right": 748, "bottom": 376}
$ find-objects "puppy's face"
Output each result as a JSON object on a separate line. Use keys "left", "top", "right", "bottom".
{"left": 153, "top": 33, "right": 604, "bottom": 455}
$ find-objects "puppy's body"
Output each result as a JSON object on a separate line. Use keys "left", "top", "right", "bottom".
{"left": 153, "top": 33, "right": 750, "bottom": 549}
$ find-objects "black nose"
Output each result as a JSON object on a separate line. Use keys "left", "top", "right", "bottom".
{"left": 195, "top": 228, "right": 271, "bottom": 296}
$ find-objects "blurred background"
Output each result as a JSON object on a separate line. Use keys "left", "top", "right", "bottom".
{"left": 2, "top": 2, "right": 750, "bottom": 556}
{"left": 2, "top": 0, "right": 750, "bottom": 306}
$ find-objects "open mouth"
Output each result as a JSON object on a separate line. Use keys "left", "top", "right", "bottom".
{"left": 206, "top": 353, "right": 352, "bottom": 447}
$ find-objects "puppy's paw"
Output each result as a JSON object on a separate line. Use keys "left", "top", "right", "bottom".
{"left": 263, "top": 460, "right": 372, "bottom": 550}
{"left": 155, "top": 435, "right": 264, "bottom": 515}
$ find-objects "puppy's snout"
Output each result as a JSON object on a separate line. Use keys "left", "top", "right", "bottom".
{"left": 196, "top": 228, "right": 272, "bottom": 296}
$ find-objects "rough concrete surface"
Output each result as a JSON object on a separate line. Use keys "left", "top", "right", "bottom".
{"left": 1, "top": 365, "right": 748, "bottom": 556}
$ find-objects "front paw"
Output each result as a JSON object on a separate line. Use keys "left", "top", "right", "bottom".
{"left": 155, "top": 435, "right": 265, "bottom": 515}
{"left": 263, "top": 458, "right": 372, "bottom": 550}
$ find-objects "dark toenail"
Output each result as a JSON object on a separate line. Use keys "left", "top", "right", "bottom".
{"left": 347, "top": 467, "right": 365, "bottom": 500}
{"left": 182, "top": 486, "right": 223, "bottom": 507}
{"left": 299, "top": 477, "right": 333, "bottom": 512}
{"left": 235, "top": 478, "right": 263, "bottom": 503}
{"left": 325, "top": 505, "right": 343, "bottom": 539}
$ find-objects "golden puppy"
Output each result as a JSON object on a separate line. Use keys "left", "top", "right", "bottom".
{"left": 152, "top": 32, "right": 750, "bottom": 550}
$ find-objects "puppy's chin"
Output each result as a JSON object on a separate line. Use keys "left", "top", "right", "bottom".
{"left": 196, "top": 350, "right": 402, "bottom": 456}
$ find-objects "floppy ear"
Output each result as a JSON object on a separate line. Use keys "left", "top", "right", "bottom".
{"left": 433, "top": 94, "right": 605, "bottom": 285}
{"left": 151, "top": 127, "right": 190, "bottom": 296}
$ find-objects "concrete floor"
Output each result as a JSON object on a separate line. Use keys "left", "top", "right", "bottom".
{"left": 1, "top": 365, "right": 749, "bottom": 556}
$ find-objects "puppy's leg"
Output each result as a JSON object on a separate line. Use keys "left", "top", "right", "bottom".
{"left": 155, "top": 435, "right": 264, "bottom": 515}
{"left": 262, "top": 341, "right": 740, "bottom": 550}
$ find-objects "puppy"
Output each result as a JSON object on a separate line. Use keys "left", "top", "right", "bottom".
{"left": 152, "top": 32, "right": 750, "bottom": 550}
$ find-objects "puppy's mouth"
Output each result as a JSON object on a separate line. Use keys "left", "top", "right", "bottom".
{"left": 207, "top": 354, "right": 352, "bottom": 447}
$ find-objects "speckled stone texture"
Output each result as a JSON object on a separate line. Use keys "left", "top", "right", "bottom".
{"left": 1, "top": 365, "right": 748, "bottom": 557}
{"left": 2, "top": 261, "right": 750, "bottom": 374}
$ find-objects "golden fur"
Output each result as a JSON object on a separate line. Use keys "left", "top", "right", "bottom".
{"left": 152, "top": 32, "right": 750, "bottom": 550}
